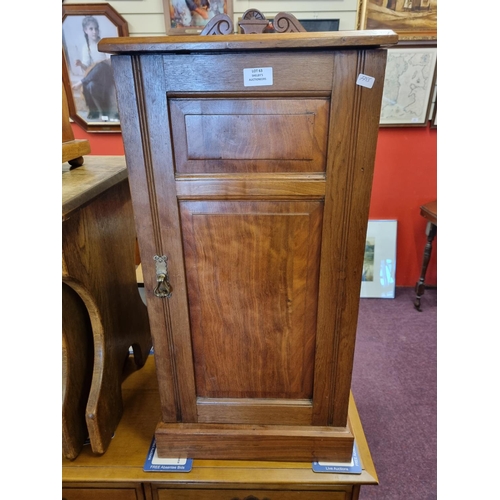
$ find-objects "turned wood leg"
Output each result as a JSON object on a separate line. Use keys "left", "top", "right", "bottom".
{"left": 414, "top": 222, "right": 437, "bottom": 311}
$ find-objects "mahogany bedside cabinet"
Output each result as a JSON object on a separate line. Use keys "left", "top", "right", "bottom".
{"left": 99, "top": 26, "right": 398, "bottom": 462}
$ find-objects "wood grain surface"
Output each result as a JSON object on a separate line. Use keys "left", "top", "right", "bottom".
{"left": 63, "top": 357, "right": 378, "bottom": 497}
{"left": 99, "top": 30, "right": 398, "bottom": 54}
{"left": 105, "top": 31, "right": 396, "bottom": 461}
{"left": 180, "top": 200, "right": 321, "bottom": 401}
{"left": 62, "top": 156, "right": 152, "bottom": 456}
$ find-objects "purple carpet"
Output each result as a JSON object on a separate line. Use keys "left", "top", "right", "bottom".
{"left": 351, "top": 286, "right": 437, "bottom": 500}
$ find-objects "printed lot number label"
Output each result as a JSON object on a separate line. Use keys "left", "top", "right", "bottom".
{"left": 244, "top": 67, "right": 273, "bottom": 87}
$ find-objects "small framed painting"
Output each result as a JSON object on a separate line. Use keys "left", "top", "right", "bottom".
{"left": 164, "top": 0, "right": 233, "bottom": 35}
{"left": 361, "top": 220, "right": 397, "bottom": 298}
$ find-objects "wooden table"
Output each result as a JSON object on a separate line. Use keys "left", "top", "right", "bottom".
{"left": 63, "top": 356, "right": 378, "bottom": 500}
{"left": 414, "top": 200, "right": 437, "bottom": 311}
{"left": 62, "top": 156, "right": 151, "bottom": 459}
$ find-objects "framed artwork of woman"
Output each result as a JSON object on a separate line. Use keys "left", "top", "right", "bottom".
{"left": 62, "top": 4, "right": 129, "bottom": 132}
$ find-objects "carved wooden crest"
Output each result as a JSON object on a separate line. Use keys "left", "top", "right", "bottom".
{"left": 273, "top": 12, "right": 307, "bottom": 33}
{"left": 200, "top": 10, "right": 306, "bottom": 36}
{"left": 238, "top": 9, "right": 270, "bottom": 34}
{"left": 200, "top": 14, "right": 234, "bottom": 35}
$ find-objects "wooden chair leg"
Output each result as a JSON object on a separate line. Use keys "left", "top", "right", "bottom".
{"left": 414, "top": 222, "right": 437, "bottom": 311}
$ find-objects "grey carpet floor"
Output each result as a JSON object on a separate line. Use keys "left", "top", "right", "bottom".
{"left": 351, "top": 287, "right": 437, "bottom": 500}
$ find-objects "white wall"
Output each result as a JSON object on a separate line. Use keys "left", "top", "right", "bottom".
{"left": 64, "top": 0, "right": 166, "bottom": 35}
{"left": 63, "top": 0, "right": 360, "bottom": 36}
{"left": 232, "top": 1, "right": 359, "bottom": 31}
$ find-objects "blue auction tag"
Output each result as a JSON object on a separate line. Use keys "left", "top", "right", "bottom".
{"left": 312, "top": 441, "right": 362, "bottom": 474}
{"left": 143, "top": 437, "right": 193, "bottom": 472}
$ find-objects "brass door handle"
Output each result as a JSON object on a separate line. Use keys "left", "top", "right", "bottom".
{"left": 153, "top": 255, "right": 172, "bottom": 298}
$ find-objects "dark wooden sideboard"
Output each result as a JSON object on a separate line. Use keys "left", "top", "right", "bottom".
{"left": 99, "top": 29, "right": 397, "bottom": 462}
{"left": 62, "top": 356, "right": 378, "bottom": 500}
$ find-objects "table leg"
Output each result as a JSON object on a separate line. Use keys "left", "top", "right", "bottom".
{"left": 414, "top": 222, "right": 437, "bottom": 311}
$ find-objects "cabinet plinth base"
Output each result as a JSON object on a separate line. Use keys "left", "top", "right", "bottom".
{"left": 155, "top": 421, "right": 355, "bottom": 462}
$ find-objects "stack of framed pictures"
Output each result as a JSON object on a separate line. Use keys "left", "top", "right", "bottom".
{"left": 358, "top": 0, "right": 437, "bottom": 127}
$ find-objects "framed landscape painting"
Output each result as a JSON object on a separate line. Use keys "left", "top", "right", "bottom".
{"left": 361, "top": 220, "right": 397, "bottom": 298}
{"left": 358, "top": 0, "right": 437, "bottom": 41}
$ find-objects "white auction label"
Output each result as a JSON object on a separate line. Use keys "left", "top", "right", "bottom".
{"left": 243, "top": 67, "right": 273, "bottom": 87}
{"left": 356, "top": 74, "right": 375, "bottom": 89}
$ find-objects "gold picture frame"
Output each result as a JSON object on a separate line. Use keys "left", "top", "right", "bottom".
{"left": 357, "top": 0, "right": 437, "bottom": 41}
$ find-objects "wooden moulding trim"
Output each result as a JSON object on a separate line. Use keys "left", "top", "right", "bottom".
{"left": 175, "top": 176, "right": 326, "bottom": 200}
{"left": 196, "top": 398, "right": 313, "bottom": 425}
{"left": 99, "top": 30, "right": 398, "bottom": 55}
{"left": 327, "top": 50, "right": 367, "bottom": 426}
{"left": 155, "top": 422, "right": 354, "bottom": 462}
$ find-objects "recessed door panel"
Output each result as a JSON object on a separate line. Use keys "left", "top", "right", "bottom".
{"left": 180, "top": 201, "right": 323, "bottom": 400}
{"left": 170, "top": 98, "right": 329, "bottom": 173}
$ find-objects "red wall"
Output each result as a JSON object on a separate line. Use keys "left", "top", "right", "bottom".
{"left": 369, "top": 126, "right": 437, "bottom": 287}
{"left": 71, "top": 124, "right": 437, "bottom": 287}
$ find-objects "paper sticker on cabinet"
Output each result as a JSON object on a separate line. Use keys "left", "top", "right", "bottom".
{"left": 244, "top": 67, "right": 273, "bottom": 87}
{"left": 356, "top": 74, "right": 375, "bottom": 89}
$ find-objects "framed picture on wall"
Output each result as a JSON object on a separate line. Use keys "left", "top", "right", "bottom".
{"left": 357, "top": 0, "right": 437, "bottom": 41}
{"left": 293, "top": 19, "right": 340, "bottom": 32}
{"left": 62, "top": 4, "right": 128, "bottom": 133}
{"left": 360, "top": 220, "right": 397, "bottom": 299}
{"left": 379, "top": 46, "right": 437, "bottom": 127}
{"left": 430, "top": 101, "right": 437, "bottom": 128}
{"left": 428, "top": 82, "right": 437, "bottom": 128}
{"left": 163, "top": 0, "right": 233, "bottom": 35}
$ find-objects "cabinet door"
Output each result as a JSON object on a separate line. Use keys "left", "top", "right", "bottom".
{"left": 180, "top": 199, "right": 322, "bottom": 424}
{"left": 112, "top": 48, "right": 387, "bottom": 428}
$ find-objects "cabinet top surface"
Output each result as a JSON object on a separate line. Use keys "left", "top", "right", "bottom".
{"left": 99, "top": 30, "right": 398, "bottom": 55}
